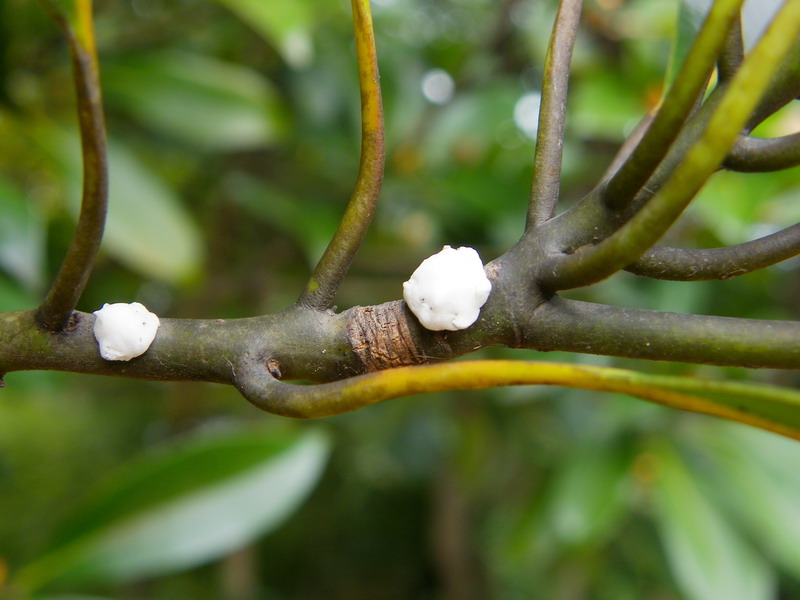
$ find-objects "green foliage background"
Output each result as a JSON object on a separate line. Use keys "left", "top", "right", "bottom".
{"left": 0, "top": 0, "right": 799, "bottom": 598}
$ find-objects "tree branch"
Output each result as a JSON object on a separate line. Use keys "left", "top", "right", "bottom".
{"left": 529, "top": 297, "right": 800, "bottom": 369}
{"left": 601, "top": 0, "right": 742, "bottom": 212}
{"left": 5, "top": 276, "right": 799, "bottom": 387}
{"left": 724, "top": 132, "right": 800, "bottom": 172}
{"left": 717, "top": 12, "right": 743, "bottom": 82}
{"left": 296, "top": 0, "right": 384, "bottom": 310}
{"left": 745, "top": 37, "right": 800, "bottom": 130}
{"left": 38, "top": 0, "right": 108, "bottom": 332}
{"left": 625, "top": 222, "right": 800, "bottom": 280}
{"left": 542, "top": 1, "right": 800, "bottom": 290}
{"left": 526, "top": 0, "right": 582, "bottom": 229}
{"left": 232, "top": 356, "right": 800, "bottom": 423}
{"left": 0, "top": 307, "right": 359, "bottom": 386}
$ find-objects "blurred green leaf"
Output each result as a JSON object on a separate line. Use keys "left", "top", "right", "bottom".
{"left": 14, "top": 427, "right": 329, "bottom": 592}
{"left": 0, "top": 276, "right": 36, "bottom": 312}
{"left": 423, "top": 85, "right": 520, "bottom": 167}
{"left": 691, "top": 170, "right": 784, "bottom": 245}
{"left": 34, "top": 125, "right": 203, "bottom": 283}
{"left": 741, "top": 0, "right": 784, "bottom": 48}
{"left": 581, "top": 365, "right": 800, "bottom": 441}
{"left": 225, "top": 170, "right": 338, "bottom": 265}
{"left": 214, "top": 0, "right": 329, "bottom": 68}
{"left": 101, "top": 140, "right": 203, "bottom": 282}
{"left": 103, "top": 50, "right": 286, "bottom": 151}
{"left": 571, "top": 71, "right": 648, "bottom": 142}
{"left": 33, "top": 596, "right": 114, "bottom": 600}
{"left": 701, "top": 424, "right": 800, "bottom": 579}
{"left": 544, "top": 441, "right": 631, "bottom": 548}
{"left": 652, "top": 442, "right": 774, "bottom": 600}
{"left": 667, "top": 0, "right": 712, "bottom": 84}
{"left": 0, "top": 176, "right": 44, "bottom": 290}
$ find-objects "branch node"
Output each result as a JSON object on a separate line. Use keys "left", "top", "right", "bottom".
{"left": 267, "top": 358, "right": 282, "bottom": 380}
{"left": 347, "top": 302, "right": 426, "bottom": 372}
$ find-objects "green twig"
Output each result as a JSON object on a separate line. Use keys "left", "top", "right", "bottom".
{"left": 626, "top": 222, "right": 800, "bottom": 280}
{"left": 38, "top": 0, "right": 108, "bottom": 332}
{"left": 531, "top": 297, "right": 800, "bottom": 370}
{"left": 543, "top": 0, "right": 800, "bottom": 290}
{"left": 717, "top": 13, "right": 744, "bottom": 82}
{"left": 601, "top": 0, "right": 743, "bottom": 211}
{"left": 234, "top": 356, "right": 800, "bottom": 442}
{"left": 724, "top": 132, "right": 800, "bottom": 171}
{"left": 526, "top": 0, "right": 582, "bottom": 229}
{"left": 296, "top": 0, "right": 384, "bottom": 310}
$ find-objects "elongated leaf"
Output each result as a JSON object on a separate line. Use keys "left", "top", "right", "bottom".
{"left": 669, "top": 0, "right": 783, "bottom": 86}
{"left": 214, "top": 0, "right": 329, "bottom": 67}
{"left": 667, "top": 0, "right": 713, "bottom": 84}
{"left": 14, "top": 428, "right": 329, "bottom": 592}
{"left": 101, "top": 140, "right": 203, "bottom": 282}
{"left": 226, "top": 171, "right": 339, "bottom": 265}
{"left": 701, "top": 424, "right": 800, "bottom": 578}
{"left": 543, "top": 441, "right": 630, "bottom": 548}
{"left": 32, "top": 596, "right": 113, "bottom": 600}
{"left": 0, "top": 176, "right": 44, "bottom": 290}
{"left": 652, "top": 442, "right": 774, "bottom": 600}
{"left": 34, "top": 126, "right": 203, "bottom": 283}
{"left": 102, "top": 50, "right": 286, "bottom": 151}
{"left": 268, "top": 360, "right": 800, "bottom": 440}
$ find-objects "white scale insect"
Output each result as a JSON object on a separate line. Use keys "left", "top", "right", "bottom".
{"left": 93, "top": 302, "right": 160, "bottom": 361}
{"left": 403, "top": 245, "right": 492, "bottom": 331}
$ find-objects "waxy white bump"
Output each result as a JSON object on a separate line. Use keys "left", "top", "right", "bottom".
{"left": 93, "top": 302, "right": 160, "bottom": 361}
{"left": 403, "top": 245, "right": 492, "bottom": 331}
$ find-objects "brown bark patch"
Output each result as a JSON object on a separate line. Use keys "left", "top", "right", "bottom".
{"left": 347, "top": 301, "right": 426, "bottom": 372}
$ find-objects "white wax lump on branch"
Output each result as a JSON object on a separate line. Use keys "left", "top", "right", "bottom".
{"left": 403, "top": 245, "right": 492, "bottom": 331}
{"left": 93, "top": 302, "right": 160, "bottom": 361}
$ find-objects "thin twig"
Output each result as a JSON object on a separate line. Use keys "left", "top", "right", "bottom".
{"left": 626, "top": 222, "right": 800, "bottom": 280}
{"left": 526, "top": 0, "right": 582, "bottom": 230}
{"left": 717, "top": 13, "right": 744, "bottom": 82}
{"left": 724, "top": 132, "right": 800, "bottom": 171}
{"left": 38, "top": 0, "right": 108, "bottom": 332}
{"left": 543, "top": 0, "right": 800, "bottom": 290}
{"left": 296, "top": 0, "right": 384, "bottom": 310}
{"left": 601, "top": 0, "right": 743, "bottom": 211}
{"left": 234, "top": 356, "right": 800, "bottom": 442}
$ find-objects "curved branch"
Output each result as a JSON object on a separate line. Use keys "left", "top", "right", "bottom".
{"left": 234, "top": 357, "right": 800, "bottom": 441}
{"left": 724, "top": 132, "right": 800, "bottom": 172}
{"left": 745, "top": 37, "right": 800, "bottom": 130}
{"left": 38, "top": 0, "right": 108, "bottom": 332}
{"left": 625, "top": 222, "right": 800, "bottom": 280}
{"left": 543, "top": 1, "right": 800, "bottom": 291}
{"left": 717, "top": 12, "right": 743, "bottom": 82}
{"left": 296, "top": 0, "right": 384, "bottom": 310}
{"left": 526, "top": 0, "right": 582, "bottom": 229}
{"left": 601, "top": 0, "right": 743, "bottom": 211}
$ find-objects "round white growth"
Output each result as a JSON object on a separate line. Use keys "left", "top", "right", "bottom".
{"left": 403, "top": 245, "right": 492, "bottom": 331}
{"left": 93, "top": 302, "right": 160, "bottom": 361}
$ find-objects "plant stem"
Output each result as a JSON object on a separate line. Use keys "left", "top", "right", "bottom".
{"left": 296, "top": 0, "right": 384, "bottom": 310}
{"left": 526, "top": 0, "right": 582, "bottom": 229}
{"left": 626, "top": 223, "right": 800, "bottom": 280}
{"left": 724, "top": 132, "right": 800, "bottom": 171}
{"left": 544, "top": 0, "right": 800, "bottom": 290}
{"left": 38, "top": 0, "right": 108, "bottom": 332}
{"left": 234, "top": 356, "right": 800, "bottom": 442}
{"left": 717, "top": 13, "right": 744, "bottom": 82}
{"left": 530, "top": 297, "right": 800, "bottom": 368}
{"left": 602, "top": 0, "right": 743, "bottom": 211}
